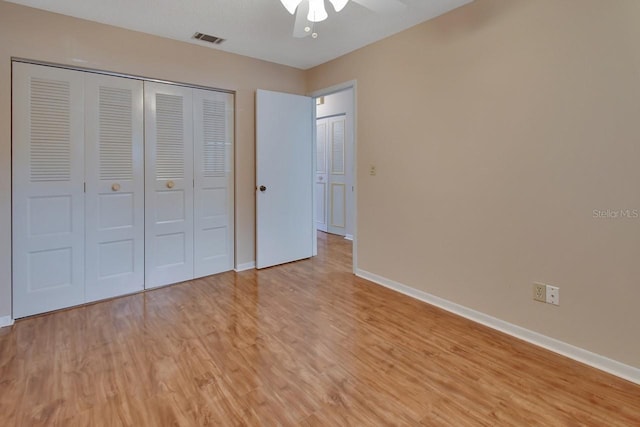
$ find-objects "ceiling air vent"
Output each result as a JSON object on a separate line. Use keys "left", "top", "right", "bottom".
{"left": 193, "top": 32, "right": 226, "bottom": 45}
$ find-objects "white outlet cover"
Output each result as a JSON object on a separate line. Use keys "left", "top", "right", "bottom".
{"left": 546, "top": 285, "right": 560, "bottom": 305}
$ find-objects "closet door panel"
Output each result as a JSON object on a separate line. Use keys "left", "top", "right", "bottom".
{"left": 145, "top": 82, "right": 194, "bottom": 288}
{"left": 315, "top": 119, "right": 328, "bottom": 232}
{"left": 85, "top": 74, "right": 144, "bottom": 302}
{"left": 327, "top": 116, "right": 347, "bottom": 236}
{"left": 193, "top": 89, "right": 234, "bottom": 278}
{"left": 12, "top": 63, "right": 86, "bottom": 318}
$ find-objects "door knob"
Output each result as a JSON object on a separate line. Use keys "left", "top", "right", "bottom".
{"left": 259, "top": 185, "right": 267, "bottom": 192}
{"left": 111, "top": 183, "right": 121, "bottom": 192}
{"left": 166, "top": 180, "right": 175, "bottom": 189}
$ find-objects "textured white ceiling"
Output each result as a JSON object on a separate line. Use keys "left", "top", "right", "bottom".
{"left": 6, "top": 0, "right": 472, "bottom": 69}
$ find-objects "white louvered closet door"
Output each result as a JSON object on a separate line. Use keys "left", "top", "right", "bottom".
{"left": 85, "top": 74, "right": 144, "bottom": 302}
{"left": 315, "top": 119, "right": 328, "bottom": 232}
{"left": 145, "top": 82, "right": 194, "bottom": 288}
{"left": 327, "top": 116, "right": 346, "bottom": 236}
{"left": 12, "top": 63, "right": 86, "bottom": 318}
{"left": 193, "top": 89, "right": 234, "bottom": 278}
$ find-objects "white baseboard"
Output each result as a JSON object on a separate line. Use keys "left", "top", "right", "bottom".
{"left": 234, "top": 261, "right": 256, "bottom": 272}
{"left": 0, "top": 315, "right": 14, "bottom": 328}
{"left": 344, "top": 234, "right": 354, "bottom": 241}
{"left": 356, "top": 269, "right": 640, "bottom": 386}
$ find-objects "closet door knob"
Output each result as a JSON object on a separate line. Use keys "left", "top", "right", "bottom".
{"left": 111, "top": 183, "right": 121, "bottom": 192}
{"left": 259, "top": 185, "right": 267, "bottom": 192}
{"left": 166, "top": 181, "right": 175, "bottom": 189}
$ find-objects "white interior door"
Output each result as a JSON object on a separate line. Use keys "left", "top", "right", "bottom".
{"left": 145, "top": 82, "right": 194, "bottom": 288}
{"left": 193, "top": 89, "right": 234, "bottom": 278}
{"left": 84, "top": 74, "right": 144, "bottom": 302}
{"left": 12, "top": 63, "right": 86, "bottom": 318}
{"left": 327, "top": 116, "right": 347, "bottom": 236}
{"left": 256, "top": 89, "right": 313, "bottom": 269}
{"left": 315, "top": 119, "right": 328, "bottom": 232}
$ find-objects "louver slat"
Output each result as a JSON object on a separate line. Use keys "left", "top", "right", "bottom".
{"left": 30, "top": 78, "right": 71, "bottom": 182}
{"left": 99, "top": 87, "right": 133, "bottom": 181}
{"left": 155, "top": 94, "right": 184, "bottom": 179}
{"left": 202, "top": 99, "right": 226, "bottom": 178}
{"left": 317, "top": 122, "right": 326, "bottom": 173}
{"left": 331, "top": 119, "right": 345, "bottom": 175}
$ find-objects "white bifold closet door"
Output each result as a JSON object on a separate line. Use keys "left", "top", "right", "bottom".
{"left": 12, "top": 63, "right": 86, "bottom": 318}
{"left": 13, "top": 64, "right": 235, "bottom": 316}
{"left": 327, "top": 116, "right": 346, "bottom": 236}
{"left": 145, "top": 83, "right": 234, "bottom": 287}
{"left": 13, "top": 63, "right": 146, "bottom": 317}
{"left": 315, "top": 116, "right": 346, "bottom": 236}
{"left": 193, "top": 89, "right": 234, "bottom": 278}
{"left": 84, "top": 74, "right": 144, "bottom": 302}
{"left": 315, "top": 120, "right": 328, "bottom": 233}
{"left": 144, "top": 82, "right": 195, "bottom": 288}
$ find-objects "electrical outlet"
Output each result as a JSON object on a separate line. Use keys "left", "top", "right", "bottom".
{"left": 369, "top": 165, "right": 376, "bottom": 176}
{"left": 546, "top": 285, "right": 560, "bottom": 305}
{"left": 533, "top": 283, "right": 546, "bottom": 302}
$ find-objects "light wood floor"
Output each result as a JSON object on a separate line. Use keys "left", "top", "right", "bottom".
{"left": 1, "top": 232, "right": 639, "bottom": 426}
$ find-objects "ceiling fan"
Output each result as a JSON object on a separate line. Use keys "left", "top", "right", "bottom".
{"left": 279, "top": 0, "right": 406, "bottom": 38}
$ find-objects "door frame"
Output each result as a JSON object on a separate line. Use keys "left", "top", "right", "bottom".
{"left": 310, "top": 81, "right": 357, "bottom": 273}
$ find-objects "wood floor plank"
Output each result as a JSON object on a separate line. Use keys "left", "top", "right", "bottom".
{"left": 1, "top": 231, "right": 639, "bottom": 425}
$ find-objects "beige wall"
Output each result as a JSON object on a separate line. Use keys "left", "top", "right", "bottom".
{"left": 307, "top": 0, "right": 640, "bottom": 368}
{"left": 0, "top": 1, "right": 306, "bottom": 318}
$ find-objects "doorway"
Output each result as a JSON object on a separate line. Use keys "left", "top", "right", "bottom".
{"left": 312, "top": 83, "right": 356, "bottom": 271}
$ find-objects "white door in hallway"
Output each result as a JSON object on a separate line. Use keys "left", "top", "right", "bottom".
{"left": 256, "top": 89, "right": 313, "bottom": 269}
{"left": 327, "top": 116, "right": 346, "bottom": 236}
{"left": 12, "top": 63, "right": 86, "bottom": 318}
{"left": 145, "top": 82, "right": 194, "bottom": 288}
{"left": 315, "top": 120, "right": 328, "bottom": 232}
{"left": 84, "top": 74, "right": 145, "bottom": 302}
{"left": 316, "top": 115, "right": 347, "bottom": 237}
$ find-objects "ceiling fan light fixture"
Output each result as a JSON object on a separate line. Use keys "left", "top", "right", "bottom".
{"left": 280, "top": 0, "right": 303, "bottom": 15}
{"left": 328, "top": 0, "right": 349, "bottom": 12}
{"left": 308, "top": 0, "right": 328, "bottom": 22}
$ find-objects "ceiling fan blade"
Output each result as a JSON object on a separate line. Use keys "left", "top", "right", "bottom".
{"left": 352, "top": 0, "right": 406, "bottom": 14}
{"left": 329, "top": 0, "right": 349, "bottom": 12}
{"left": 293, "top": 1, "right": 312, "bottom": 38}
